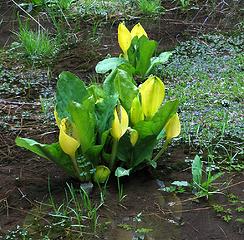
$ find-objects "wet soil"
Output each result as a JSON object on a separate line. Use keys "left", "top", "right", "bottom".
{"left": 0, "top": 1, "right": 244, "bottom": 239}
{"left": 0, "top": 147, "right": 243, "bottom": 239}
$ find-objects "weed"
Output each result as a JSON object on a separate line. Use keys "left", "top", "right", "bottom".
{"left": 222, "top": 214, "right": 232, "bottom": 223}
{"left": 137, "top": 0, "right": 162, "bottom": 15}
{"left": 176, "top": 0, "right": 191, "bottom": 11}
{"left": 4, "top": 183, "right": 100, "bottom": 239}
{"left": 17, "top": 23, "right": 58, "bottom": 63}
{"left": 191, "top": 155, "right": 223, "bottom": 198}
{"left": 236, "top": 207, "right": 244, "bottom": 213}
{"left": 212, "top": 204, "right": 225, "bottom": 214}
{"left": 117, "top": 177, "right": 127, "bottom": 203}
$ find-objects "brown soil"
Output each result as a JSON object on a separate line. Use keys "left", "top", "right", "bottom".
{"left": 0, "top": 1, "right": 243, "bottom": 239}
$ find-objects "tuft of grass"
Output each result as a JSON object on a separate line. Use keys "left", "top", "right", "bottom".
{"left": 3, "top": 183, "right": 100, "bottom": 239}
{"left": 17, "top": 24, "right": 58, "bottom": 63}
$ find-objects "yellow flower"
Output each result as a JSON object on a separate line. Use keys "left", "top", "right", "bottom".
{"left": 130, "top": 95, "right": 144, "bottom": 125}
{"left": 111, "top": 105, "right": 129, "bottom": 141}
{"left": 94, "top": 165, "right": 111, "bottom": 183}
{"left": 118, "top": 22, "right": 148, "bottom": 54}
{"left": 131, "top": 23, "right": 148, "bottom": 39}
{"left": 118, "top": 22, "right": 131, "bottom": 55}
{"left": 139, "top": 76, "right": 165, "bottom": 119}
{"left": 129, "top": 128, "right": 139, "bottom": 146}
{"left": 164, "top": 113, "right": 181, "bottom": 140}
{"left": 59, "top": 118, "right": 80, "bottom": 160}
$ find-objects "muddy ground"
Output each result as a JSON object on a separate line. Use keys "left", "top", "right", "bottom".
{"left": 0, "top": 1, "right": 243, "bottom": 239}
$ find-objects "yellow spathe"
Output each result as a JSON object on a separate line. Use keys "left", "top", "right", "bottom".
{"left": 118, "top": 22, "right": 132, "bottom": 54}
{"left": 111, "top": 105, "right": 129, "bottom": 141}
{"left": 131, "top": 23, "right": 148, "bottom": 39}
{"left": 164, "top": 113, "right": 181, "bottom": 140}
{"left": 139, "top": 76, "right": 165, "bottom": 119}
{"left": 118, "top": 22, "right": 148, "bottom": 54}
{"left": 59, "top": 118, "right": 80, "bottom": 160}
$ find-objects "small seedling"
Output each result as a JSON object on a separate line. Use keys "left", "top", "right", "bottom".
{"left": 191, "top": 155, "right": 223, "bottom": 198}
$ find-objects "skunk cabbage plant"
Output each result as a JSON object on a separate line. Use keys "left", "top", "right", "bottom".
{"left": 16, "top": 23, "right": 180, "bottom": 182}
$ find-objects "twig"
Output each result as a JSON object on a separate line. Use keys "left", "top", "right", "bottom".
{"left": 11, "top": 0, "right": 46, "bottom": 31}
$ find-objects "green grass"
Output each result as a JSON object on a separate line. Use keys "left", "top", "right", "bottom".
{"left": 17, "top": 24, "right": 58, "bottom": 63}
{"left": 137, "top": 0, "right": 162, "bottom": 15}
{"left": 154, "top": 31, "right": 244, "bottom": 166}
{"left": 3, "top": 183, "right": 100, "bottom": 240}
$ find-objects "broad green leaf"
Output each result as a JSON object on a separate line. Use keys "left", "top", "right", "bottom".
{"left": 117, "top": 134, "right": 133, "bottom": 162}
{"left": 95, "top": 57, "right": 127, "bottom": 74}
{"left": 133, "top": 135, "right": 157, "bottom": 168}
{"left": 95, "top": 94, "right": 118, "bottom": 136}
{"left": 68, "top": 98, "right": 96, "bottom": 153}
{"left": 85, "top": 130, "right": 110, "bottom": 165}
{"left": 115, "top": 167, "right": 131, "bottom": 178}
{"left": 117, "top": 134, "right": 157, "bottom": 169}
{"left": 15, "top": 137, "right": 75, "bottom": 177}
{"left": 135, "top": 36, "right": 158, "bottom": 76}
{"left": 103, "top": 68, "right": 138, "bottom": 112}
{"left": 56, "top": 71, "right": 88, "bottom": 120}
{"left": 146, "top": 51, "right": 173, "bottom": 75}
{"left": 127, "top": 37, "right": 139, "bottom": 68}
{"left": 134, "top": 100, "right": 179, "bottom": 139}
{"left": 192, "top": 155, "right": 202, "bottom": 187}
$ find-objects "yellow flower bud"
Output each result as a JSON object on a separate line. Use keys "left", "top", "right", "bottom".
{"left": 139, "top": 76, "right": 165, "bottom": 119}
{"left": 59, "top": 118, "right": 80, "bottom": 160}
{"left": 130, "top": 95, "right": 144, "bottom": 125}
{"left": 94, "top": 165, "right": 111, "bottom": 183}
{"left": 118, "top": 22, "right": 131, "bottom": 54}
{"left": 129, "top": 128, "right": 139, "bottom": 146}
{"left": 164, "top": 113, "right": 181, "bottom": 140}
{"left": 131, "top": 23, "right": 148, "bottom": 39}
{"left": 111, "top": 105, "right": 129, "bottom": 141}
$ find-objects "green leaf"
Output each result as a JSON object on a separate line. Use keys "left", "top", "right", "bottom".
{"left": 117, "top": 134, "right": 157, "bottom": 169}
{"left": 134, "top": 100, "right": 179, "bottom": 139}
{"left": 95, "top": 57, "right": 127, "bottom": 74}
{"left": 171, "top": 181, "right": 189, "bottom": 187}
{"left": 68, "top": 98, "right": 96, "bottom": 153}
{"left": 56, "top": 71, "right": 88, "bottom": 120}
{"left": 15, "top": 137, "right": 75, "bottom": 177}
{"left": 209, "top": 172, "right": 223, "bottom": 183}
{"left": 85, "top": 130, "right": 110, "bottom": 165}
{"left": 133, "top": 136, "right": 157, "bottom": 168}
{"left": 103, "top": 68, "right": 138, "bottom": 112}
{"left": 192, "top": 155, "right": 202, "bottom": 187}
{"left": 115, "top": 167, "right": 131, "bottom": 178}
{"left": 135, "top": 36, "right": 158, "bottom": 76}
{"left": 95, "top": 94, "right": 118, "bottom": 136}
{"left": 87, "top": 84, "right": 104, "bottom": 102}
{"left": 146, "top": 51, "right": 173, "bottom": 75}
{"left": 117, "top": 134, "right": 133, "bottom": 162}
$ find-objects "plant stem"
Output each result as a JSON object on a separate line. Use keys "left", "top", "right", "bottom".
{"left": 152, "top": 139, "right": 170, "bottom": 162}
{"left": 110, "top": 139, "right": 118, "bottom": 170}
{"left": 71, "top": 155, "right": 82, "bottom": 181}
